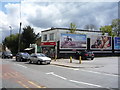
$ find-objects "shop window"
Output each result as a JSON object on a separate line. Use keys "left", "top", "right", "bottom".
{"left": 43, "top": 34, "right": 47, "bottom": 41}
{"left": 50, "top": 33, "right": 54, "bottom": 41}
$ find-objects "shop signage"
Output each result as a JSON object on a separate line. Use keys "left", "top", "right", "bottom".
{"left": 41, "top": 42, "right": 56, "bottom": 46}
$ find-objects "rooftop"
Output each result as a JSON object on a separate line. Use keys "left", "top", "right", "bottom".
{"left": 41, "top": 27, "right": 102, "bottom": 33}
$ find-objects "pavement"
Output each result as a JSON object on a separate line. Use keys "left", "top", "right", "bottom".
{"left": 51, "top": 58, "right": 104, "bottom": 68}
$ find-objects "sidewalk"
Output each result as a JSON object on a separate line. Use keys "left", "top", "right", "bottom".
{"left": 51, "top": 58, "right": 104, "bottom": 68}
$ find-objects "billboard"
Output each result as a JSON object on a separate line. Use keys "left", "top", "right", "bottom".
{"left": 114, "top": 37, "right": 120, "bottom": 50}
{"left": 60, "top": 33, "right": 87, "bottom": 49}
{"left": 90, "top": 35, "right": 112, "bottom": 50}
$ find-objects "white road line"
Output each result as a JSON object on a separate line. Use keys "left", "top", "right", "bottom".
{"left": 69, "top": 80, "right": 102, "bottom": 88}
{"left": 54, "top": 66, "right": 118, "bottom": 77}
{"left": 73, "top": 69, "right": 79, "bottom": 70}
{"left": 54, "top": 66, "right": 79, "bottom": 71}
{"left": 81, "top": 70, "right": 118, "bottom": 77}
{"left": 46, "top": 72, "right": 67, "bottom": 80}
{"left": 14, "top": 64, "right": 27, "bottom": 68}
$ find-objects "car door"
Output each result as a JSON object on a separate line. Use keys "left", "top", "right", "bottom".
{"left": 30, "top": 54, "right": 37, "bottom": 63}
{"left": 33, "top": 54, "right": 38, "bottom": 63}
{"left": 30, "top": 54, "right": 35, "bottom": 62}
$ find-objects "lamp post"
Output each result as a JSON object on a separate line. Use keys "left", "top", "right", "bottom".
{"left": 9, "top": 26, "right": 12, "bottom": 36}
{"left": 18, "top": 22, "right": 22, "bottom": 53}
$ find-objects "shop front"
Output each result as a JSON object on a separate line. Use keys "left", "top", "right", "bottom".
{"left": 41, "top": 42, "right": 56, "bottom": 59}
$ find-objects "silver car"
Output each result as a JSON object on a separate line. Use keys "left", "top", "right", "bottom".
{"left": 29, "top": 53, "right": 51, "bottom": 64}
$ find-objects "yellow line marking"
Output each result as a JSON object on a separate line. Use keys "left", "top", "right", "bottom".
{"left": 10, "top": 72, "right": 25, "bottom": 80}
{"left": 17, "top": 81, "right": 29, "bottom": 88}
{"left": 28, "top": 81, "right": 46, "bottom": 88}
{"left": 7, "top": 73, "right": 15, "bottom": 78}
{"left": 4, "top": 73, "right": 8, "bottom": 76}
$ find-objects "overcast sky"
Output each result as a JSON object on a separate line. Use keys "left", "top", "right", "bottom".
{"left": 0, "top": 0, "right": 119, "bottom": 43}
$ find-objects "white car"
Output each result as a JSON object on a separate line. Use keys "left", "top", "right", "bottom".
{"left": 29, "top": 53, "right": 51, "bottom": 64}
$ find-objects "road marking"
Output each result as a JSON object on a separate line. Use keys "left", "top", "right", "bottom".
{"left": 14, "top": 64, "right": 27, "bottom": 68}
{"left": 46, "top": 72, "right": 67, "bottom": 80}
{"left": 73, "top": 69, "right": 79, "bottom": 70}
{"left": 81, "top": 70, "right": 118, "bottom": 77}
{"left": 7, "top": 73, "right": 15, "bottom": 78}
{"left": 54, "top": 66, "right": 118, "bottom": 77}
{"left": 54, "top": 65, "right": 79, "bottom": 71}
{"left": 69, "top": 80, "right": 102, "bottom": 88}
{"left": 17, "top": 81, "right": 29, "bottom": 88}
{"left": 28, "top": 81, "right": 46, "bottom": 88}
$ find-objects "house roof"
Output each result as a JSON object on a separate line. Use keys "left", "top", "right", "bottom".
{"left": 41, "top": 27, "right": 102, "bottom": 33}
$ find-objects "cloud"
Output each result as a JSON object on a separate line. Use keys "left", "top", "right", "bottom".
{"left": 0, "top": 1, "right": 118, "bottom": 43}
{"left": 21, "top": 2, "right": 118, "bottom": 29}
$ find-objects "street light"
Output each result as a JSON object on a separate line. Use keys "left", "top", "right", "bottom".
{"left": 18, "top": 22, "right": 22, "bottom": 53}
{"left": 9, "top": 26, "right": 12, "bottom": 36}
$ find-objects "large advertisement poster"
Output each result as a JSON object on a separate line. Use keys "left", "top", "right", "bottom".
{"left": 90, "top": 35, "right": 112, "bottom": 50}
{"left": 60, "top": 33, "right": 87, "bottom": 49}
{"left": 114, "top": 37, "right": 120, "bottom": 50}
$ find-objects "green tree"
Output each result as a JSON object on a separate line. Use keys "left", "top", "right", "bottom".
{"left": 21, "top": 26, "right": 38, "bottom": 50}
{"left": 3, "top": 34, "right": 19, "bottom": 54}
{"left": 100, "top": 25, "right": 114, "bottom": 36}
{"left": 69, "top": 23, "right": 77, "bottom": 33}
{"left": 100, "top": 19, "right": 120, "bottom": 37}
{"left": 111, "top": 19, "right": 120, "bottom": 36}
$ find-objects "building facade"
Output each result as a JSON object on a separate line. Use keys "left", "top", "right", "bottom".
{"left": 41, "top": 28, "right": 107, "bottom": 58}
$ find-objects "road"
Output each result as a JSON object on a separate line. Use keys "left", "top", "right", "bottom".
{"left": 0, "top": 57, "right": 119, "bottom": 89}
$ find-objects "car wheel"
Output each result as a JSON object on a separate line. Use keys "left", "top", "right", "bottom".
{"left": 29, "top": 60, "right": 31, "bottom": 64}
{"left": 47, "top": 62, "right": 50, "bottom": 64}
{"left": 16, "top": 58, "right": 18, "bottom": 61}
{"left": 20, "top": 58, "right": 22, "bottom": 62}
{"left": 37, "top": 60, "right": 41, "bottom": 65}
{"left": 91, "top": 58, "right": 94, "bottom": 60}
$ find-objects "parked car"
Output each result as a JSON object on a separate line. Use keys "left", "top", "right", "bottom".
{"left": 29, "top": 53, "right": 51, "bottom": 64}
{"left": 76, "top": 51, "right": 94, "bottom": 60}
{"left": 16, "top": 52, "right": 30, "bottom": 62}
{"left": 2, "top": 51, "right": 13, "bottom": 59}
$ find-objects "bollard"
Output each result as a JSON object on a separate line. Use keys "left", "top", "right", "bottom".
{"left": 54, "top": 55, "right": 57, "bottom": 61}
{"left": 79, "top": 56, "right": 82, "bottom": 64}
{"left": 70, "top": 56, "right": 72, "bottom": 63}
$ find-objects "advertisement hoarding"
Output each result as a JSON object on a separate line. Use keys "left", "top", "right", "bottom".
{"left": 90, "top": 35, "right": 112, "bottom": 50}
{"left": 60, "top": 33, "right": 87, "bottom": 49}
{"left": 114, "top": 37, "right": 120, "bottom": 50}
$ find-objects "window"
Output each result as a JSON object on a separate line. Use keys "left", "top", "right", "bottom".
{"left": 43, "top": 34, "right": 47, "bottom": 41}
{"left": 49, "top": 33, "right": 54, "bottom": 41}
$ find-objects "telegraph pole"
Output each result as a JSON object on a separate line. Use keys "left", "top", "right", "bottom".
{"left": 18, "top": 0, "right": 22, "bottom": 53}
{"left": 18, "top": 22, "right": 22, "bottom": 53}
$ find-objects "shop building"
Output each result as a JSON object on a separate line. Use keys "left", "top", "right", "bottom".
{"left": 41, "top": 27, "right": 106, "bottom": 58}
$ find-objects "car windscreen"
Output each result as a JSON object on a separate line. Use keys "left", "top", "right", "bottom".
{"left": 21, "top": 53, "right": 29, "bottom": 57}
{"left": 4, "top": 52, "right": 11, "bottom": 54}
{"left": 37, "top": 54, "right": 46, "bottom": 57}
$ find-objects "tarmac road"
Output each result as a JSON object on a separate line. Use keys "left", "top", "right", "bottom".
{"left": 0, "top": 57, "right": 119, "bottom": 89}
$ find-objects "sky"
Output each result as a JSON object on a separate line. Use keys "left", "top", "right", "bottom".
{"left": 0, "top": 0, "right": 119, "bottom": 43}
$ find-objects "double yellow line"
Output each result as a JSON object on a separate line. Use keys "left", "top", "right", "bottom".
{"left": 17, "top": 80, "right": 46, "bottom": 88}
{"left": 2, "top": 72, "right": 46, "bottom": 88}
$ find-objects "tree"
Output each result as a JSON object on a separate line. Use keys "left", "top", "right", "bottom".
{"left": 3, "top": 34, "right": 19, "bottom": 54}
{"left": 100, "top": 19, "right": 120, "bottom": 37}
{"left": 69, "top": 23, "right": 77, "bottom": 33}
{"left": 111, "top": 19, "right": 120, "bottom": 36}
{"left": 100, "top": 25, "right": 114, "bottom": 36}
{"left": 84, "top": 24, "right": 97, "bottom": 31}
{"left": 21, "top": 26, "right": 38, "bottom": 50}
